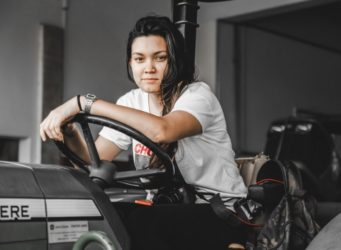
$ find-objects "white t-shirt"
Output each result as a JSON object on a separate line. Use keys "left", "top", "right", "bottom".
{"left": 99, "top": 82, "right": 247, "bottom": 208}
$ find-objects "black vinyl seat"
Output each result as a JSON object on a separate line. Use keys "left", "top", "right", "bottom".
{"left": 264, "top": 113, "right": 341, "bottom": 201}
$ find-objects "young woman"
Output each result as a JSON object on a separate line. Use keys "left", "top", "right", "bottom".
{"left": 40, "top": 16, "right": 248, "bottom": 250}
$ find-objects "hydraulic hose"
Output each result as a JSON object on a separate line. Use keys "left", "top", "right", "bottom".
{"left": 72, "top": 231, "right": 116, "bottom": 250}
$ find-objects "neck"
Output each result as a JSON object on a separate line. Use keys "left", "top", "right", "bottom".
{"left": 148, "top": 93, "right": 163, "bottom": 115}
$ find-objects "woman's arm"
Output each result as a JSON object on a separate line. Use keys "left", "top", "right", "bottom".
{"left": 40, "top": 95, "right": 202, "bottom": 157}
{"left": 84, "top": 97, "right": 202, "bottom": 144}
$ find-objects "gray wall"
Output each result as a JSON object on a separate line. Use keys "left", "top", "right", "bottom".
{"left": 195, "top": 0, "right": 309, "bottom": 91}
{"left": 243, "top": 27, "right": 341, "bottom": 152}
{"left": 218, "top": 2, "right": 341, "bottom": 153}
{"left": 0, "top": 0, "right": 61, "bottom": 163}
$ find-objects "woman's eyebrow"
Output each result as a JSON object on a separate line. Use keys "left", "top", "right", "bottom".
{"left": 132, "top": 51, "right": 167, "bottom": 55}
{"left": 154, "top": 51, "right": 167, "bottom": 54}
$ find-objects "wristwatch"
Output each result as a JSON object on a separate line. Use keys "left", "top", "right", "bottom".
{"left": 84, "top": 93, "right": 97, "bottom": 114}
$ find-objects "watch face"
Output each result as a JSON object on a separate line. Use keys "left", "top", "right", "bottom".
{"left": 86, "top": 94, "right": 96, "bottom": 100}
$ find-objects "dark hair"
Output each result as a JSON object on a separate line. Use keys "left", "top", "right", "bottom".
{"left": 126, "top": 16, "right": 194, "bottom": 167}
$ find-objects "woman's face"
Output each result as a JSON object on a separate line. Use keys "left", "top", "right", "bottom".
{"left": 130, "top": 35, "right": 168, "bottom": 95}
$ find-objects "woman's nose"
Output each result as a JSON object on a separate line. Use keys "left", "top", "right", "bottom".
{"left": 144, "top": 60, "right": 156, "bottom": 73}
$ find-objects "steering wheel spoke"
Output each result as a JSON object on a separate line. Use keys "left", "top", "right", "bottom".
{"left": 55, "top": 140, "right": 89, "bottom": 172}
{"left": 79, "top": 120, "right": 101, "bottom": 168}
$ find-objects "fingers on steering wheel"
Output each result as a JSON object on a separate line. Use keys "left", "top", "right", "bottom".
{"left": 53, "top": 115, "right": 66, "bottom": 141}
{"left": 39, "top": 123, "right": 47, "bottom": 142}
{"left": 53, "top": 124, "right": 63, "bottom": 141}
{"left": 39, "top": 117, "right": 62, "bottom": 142}
{"left": 45, "top": 124, "right": 55, "bottom": 140}
{"left": 50, "top": 123, "right": 64, "bottom": 141}
{"left": 40, "top": 119, "right": 51, "bottom": 141}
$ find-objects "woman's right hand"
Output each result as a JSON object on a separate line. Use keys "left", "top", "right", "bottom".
{"left": 40, "top": 96, "right": 80, "bottom": 142}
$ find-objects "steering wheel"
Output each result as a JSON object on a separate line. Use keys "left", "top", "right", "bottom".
{"left": 55, "top": 113, "right": 177, "bottom": 190}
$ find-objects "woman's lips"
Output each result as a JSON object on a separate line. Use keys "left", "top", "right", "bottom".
{"left": 142, "top": 78, "right": 158, "bottom": 82}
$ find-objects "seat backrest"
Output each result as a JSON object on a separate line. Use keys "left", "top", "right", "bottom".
{"left": 235, "top": 153, "right": 269, "bottom": 187}
{"left": 265, "top": 118, "right": 335, "bottom": 178}
{"left": 264, "top": 118, "right": 341, "bottom": 200}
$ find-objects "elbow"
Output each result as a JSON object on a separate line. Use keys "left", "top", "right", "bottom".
{"left": 150, "top": 123, "right": 169, "bottom": 144}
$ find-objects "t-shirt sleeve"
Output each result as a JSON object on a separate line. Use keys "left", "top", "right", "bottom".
{"left": 98, "top": 94, "right": 132, "bottom": 150}
{"left": 171, "top": 83, "right": 213, "bottom": 132}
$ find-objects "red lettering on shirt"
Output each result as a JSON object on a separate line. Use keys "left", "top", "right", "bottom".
{"left": 134, "top": 143, "right": 152, "bottom": 157}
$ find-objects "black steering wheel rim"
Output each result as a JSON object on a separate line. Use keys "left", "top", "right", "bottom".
{"left": 55, "top": 113, "right": 176, "bottom": 187}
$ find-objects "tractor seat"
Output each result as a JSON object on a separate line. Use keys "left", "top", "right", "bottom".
{"left": 265, "top": 118, "right": 341, "bottom": 201}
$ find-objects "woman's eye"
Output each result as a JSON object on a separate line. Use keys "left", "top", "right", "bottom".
{"left": 134, "top": 57, "right": 144, "bottom": 63}
{"left": 155, "top": 56, "right": 167, "bottom": 62}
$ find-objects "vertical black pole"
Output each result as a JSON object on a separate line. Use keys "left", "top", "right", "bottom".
{"left": 172, "top": 0, "right": 199, "bottom": 77}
